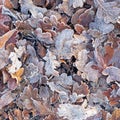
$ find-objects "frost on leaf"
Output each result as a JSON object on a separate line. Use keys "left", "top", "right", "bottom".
{"left": 90, "top": 17, "right": 114, "bottom": 34}
{"left": 44, "top": 50, "right": 60, "bottom": 76}
{"left": 0, "top": 29, "right": 16, "bottom": 49}
{"left": 82, "top": 61, "right": 100, "bottom": 82}
{"left": 57, "top": 104, "right": 99, "bottom": 120}
{"left": 20, "top": 85, "right": 51, "bottom": 115}
{"left": 102, "top": 66, "right": 120, "bottom": 83}
{"left": 19, "top": 0, "right": 47, "bottom": 18}
{"left": 55, "top": 29, "right": 74, "bottom": 59}
{"left": 71, "top": 0, "right": 86, "bottom": 8}
{"left": 8, "top": 47, "right": 25, "bottom": 73}
{"left": 75, "top": 49, "right": 88, "bottom": 72}
{"left": 95, "top": 0, "right": 120, "bottom": 24}
{"left": 47, "top": 73, "right": 74, "bottom": 93}
{"left": 24, "top": 63, "right": 41, "bottom": 83}
{"left": 0, "top": 91, "right": 14, "bottom": 109}
{"left": 0, "top": 48, "right": 9, "bottom": 69}
{"left": 0, "top": 14, "right": 11, "bottom": 36}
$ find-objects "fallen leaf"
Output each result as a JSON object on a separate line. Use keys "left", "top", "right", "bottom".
{"left": 109, "top": 109, "right": 120, "bottom": 120}
{"left": 0, "top": 29, "right": 16, "bottom": 49}
{"left": 14, "top": 109, "right": 22, "bottom": 120}
{"left": 0, "top": 91, "right": 14, "bottom": 109}
{"left": 11, "top": 67, "right": 24, "bottom": 84}
{"left": 32, "top": 98, "right": 51, "bottom": 115}
{"left": 3, "top": 0, "right": 13, "bottom": 9}
{"left": 103, "top": 45, "right": 114, "bottom": 65}
{"left": 0, "top": 14, "right": 11, "bottom": 36}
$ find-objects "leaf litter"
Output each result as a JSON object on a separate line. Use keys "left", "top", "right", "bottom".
{"left": 0, "top": 0, "right": 120, "bottom": 120}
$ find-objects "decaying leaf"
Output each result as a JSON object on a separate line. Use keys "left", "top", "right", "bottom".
{"left": 57, "top": 103, "right": 100, "bottom": 120}
{"left": 109, "top": 109, "right": 120, "bottom": 120}
{"left": 11, "top": 67, "right": 24, "bottom": 84}
{"left": 0, "top": 14, "right": 11, "bottom": 35}
{"left": 0, "top": 91, "right": 14, "bottom": 109}
{"left": 0, "top": 29, "right": 16, "bottom": 49}
{"left": 72, "top": 0, "right": 86, "bottom": 8}
{"left": 0, "top": 48, "right": 9, "bottom": 69}
{"left": 102, "top": 66, "right": 120, "bottom": 83}
{"left": 44, "top": 50, "right": 60, "bottom": 76}
{"left": 19, "top": 0, "right": 47, "bottom": 18}
{"left": 7, "top": 46, "right": 25, "bottom": 74}
{"left": 82, "top": 61, "right": 100, "bottom": 82}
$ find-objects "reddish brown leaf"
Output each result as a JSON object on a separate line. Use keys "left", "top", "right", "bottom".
{"left": 103, "top": 45, "right": 114, "bottom": 65}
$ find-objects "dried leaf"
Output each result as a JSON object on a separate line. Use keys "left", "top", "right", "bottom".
{"left": 20, "top": 0, "right": 47, "bottom": 18}
{"left": 82, "top": 61, "right": 100, "bottom": 82}
{"left": 8, "top": 46, "right": 25, "bottom": 74}
{"left": 3, "top": 0, "right": 14, "bottom": 9}
{"left": 57, "top": 104, "right": 100, "bottom": 120}
{"left": 72, "top": 0, "right": 86, "bottom": 8}
{"left": 0, "top": 29, "right": 16, "bottom": 49}
{"left": 14, "top": 109, "right": 22, "bottom": 120}
{"left": 102, "top": 66, "right": 120, "bottom": 83}
{"left": 11, "top": 67, "right": 24, "bottom": 84}
{"left": 44, "top": 50, "right": 60, "bottom": 76}
{"left": 0, "top": 14, "right": 11, "bottom": 36}
{"left": 109, "top": 109, "right": 120, "bottom": 120}
{"left": 0, "top": 91, "right": 14, "bottom": 109}
{"left": 95, "top": 0, "right": 120, "bottom": 24}
{"left": 0, "top": 48, "right": 9, "bottom": 69}
{"left": 7, "top": 78, "right": 17, "bottom": 90}
{"left": 32, "top": 98, "right": 51, "bottom": 115}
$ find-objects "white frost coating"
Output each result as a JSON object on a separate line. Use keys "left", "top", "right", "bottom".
{"left": 55, "top": 29, "right": 74, "bottom": 59}
{"left": 82, "top": 61, "right": 100, "bottom": 82}
{"left": 44, "top": 50, "right": 60, "bottom": 76}
{"left": 73, "top": 0, "right": 86, "bottom": 8}
{"left": 8, "top": 52, "right": 22, "bottom": 73}
{"left": 75, "top": 49, "right": 88, "bottom": 72}
{"left": 14, "top": 46, "right": 26, "bottom": 58}
{"left": 102, "top": 66, "right": 120, "bottom": 83}
{"left": 8, "top": 46, "right": 25, "bottom": 74}
{"left": 57, "top": 104, "right": 99, "bottom": 120}
{"left": 19, "top": 0, "right": 47, "bottom": 18}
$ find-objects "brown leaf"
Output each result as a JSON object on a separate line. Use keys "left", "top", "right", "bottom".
{"left": 36, "top": 41, "right": 46, "bottom": 57}
{"left": 103, "top": 45, "right": 114, "bottom": 65}
{"left": 0, "top": 91, "right": 14, "bottom": 109}
{"left": 0, "top": 29, "right": 16, "bottom": 49}
{"left": 5, "top": 30, "right": 18, "bottom": 48}
{"left": 3, "top": 0, "right": 13, "bottom": 9}
{"left": 32, "top": 98, "right": 51, "bottom": 115}
{"left": 109, "top": 97, "right": 120, "bottom": 106}
{"left": 0, "top": 14, "right": 11, "bottom": 36}
{"left": 11, "top": 67, "right": 24, "bottom": 84}
{"left": 7, "top": 78, "right": 17, "bottom": 90}
{"left": 73, "top": 82, "right": 90, "bottom": 96}
{"left": 2, "top": 68, "right": 10, "bottom": 84}
{"left": 71, "top": 8, "right": 86, "bottom": 25}
{"left": 109, "top": 109, "right": 120, "bottom": 120}
{"left": 14, "top": 109, "right": 22, "bottom": 120}
{"left": 74, "top": 24, "right": 85, "bottom": 34}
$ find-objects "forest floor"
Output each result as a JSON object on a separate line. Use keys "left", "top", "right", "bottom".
{"left": 0, "top": 0, "right": 120, "bottom": 120}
